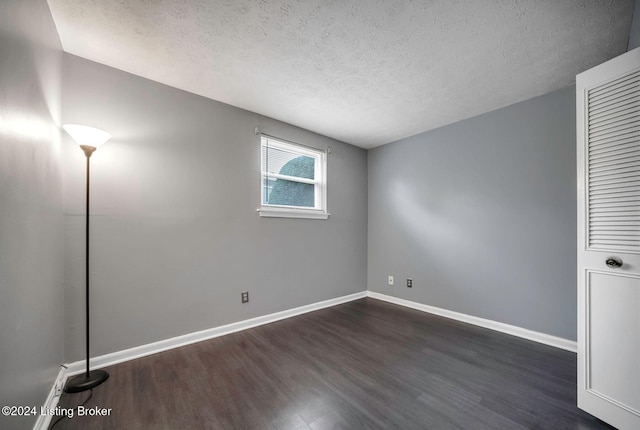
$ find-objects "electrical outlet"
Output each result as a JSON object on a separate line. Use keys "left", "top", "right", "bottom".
{"left": 241, "top": 291, "right": 249, "bottom": 303}
{"left": 388, "top": 276, "right": 394, "bottom": 286}
{"left": 407, "top": 278, "right": 412, "bottom": 288}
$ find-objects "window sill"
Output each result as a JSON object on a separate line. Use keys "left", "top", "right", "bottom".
{"left": 257, "top": 207, "right": 330, "bottom": 219}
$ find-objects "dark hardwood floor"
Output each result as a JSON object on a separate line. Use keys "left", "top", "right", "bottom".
{"left": 51, "top": 298, "right": 614, "bottom": 429}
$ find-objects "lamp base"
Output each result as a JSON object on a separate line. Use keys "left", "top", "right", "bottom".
{"left": 64, "top": 369, "right": 109, "bottom": 393}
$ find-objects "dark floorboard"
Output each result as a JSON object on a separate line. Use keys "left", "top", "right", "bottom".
{"left": 51, "top": 298, "right": 614, "bottom": 429}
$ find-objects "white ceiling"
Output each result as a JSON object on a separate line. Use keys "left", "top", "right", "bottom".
{"left": 48, "top": 0, "right": 635, "bottom": 149}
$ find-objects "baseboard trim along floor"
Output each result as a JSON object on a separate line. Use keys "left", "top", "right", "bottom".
{"left": 33, "top": 367, "right": 66, "bottom": 430}
{"left": 35, "top": 291, "right": 369, "bottom": 428}
{"left": 64, "top": 291, "right": 369, "bottom": 377}
{"left": 367, "top": 291, "right": 577, "bottom": 353}
{"left": 36, "top": 290, "right": 576, "bottom": 429}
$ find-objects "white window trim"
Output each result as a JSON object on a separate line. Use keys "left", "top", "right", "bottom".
{"left": 257, "top": 206, "right": 329, "bottom": 219}
{"left": 259, "top": 135, "right": 329, "bottom": 219}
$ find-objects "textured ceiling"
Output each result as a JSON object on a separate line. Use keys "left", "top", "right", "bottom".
{"left": 48, "top": 0, "right": 635, "bottom": 148}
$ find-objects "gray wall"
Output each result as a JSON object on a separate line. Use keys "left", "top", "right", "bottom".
{"left": 61, "top": 55, "right": 368, "bottom": 362}
{"left": 368, "top": 85, "right": 577, "bottom": 340}
{"left": 0, "top": 1, "right": 64, "bottom": 429}
{"left": 629, "top": 0, "right": 640, "bottom": 51}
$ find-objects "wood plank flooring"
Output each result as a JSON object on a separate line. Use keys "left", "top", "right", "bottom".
{"left": 51, "top": 298, "right": 613, "bottom": 429}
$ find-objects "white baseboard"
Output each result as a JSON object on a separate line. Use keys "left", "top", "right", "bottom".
{"left": 33, "top": 367, "right": 66, "bottom": 430}
{"left": 35, "top": 292, "right": 364, "bottom": 429}
{"left": 37, "top": 288, "right": 576, "bottom": 429}
{"left": 367, "top": 291, "right": 577, "bottom": 353}
{"left": 63, "top": 291, "right": 368, "bottom": 376}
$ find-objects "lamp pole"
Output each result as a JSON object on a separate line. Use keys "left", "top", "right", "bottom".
{"left": 83, "top": 145, "right": 94, "bottom": 381}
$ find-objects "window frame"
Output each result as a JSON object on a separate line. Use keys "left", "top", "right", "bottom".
{"left": 258, "top": 135, "right": 329, "bottom": 219}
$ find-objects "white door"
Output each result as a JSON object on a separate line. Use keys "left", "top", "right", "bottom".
{"left": 577, "top": 47, "right": 640, "bottom": 430}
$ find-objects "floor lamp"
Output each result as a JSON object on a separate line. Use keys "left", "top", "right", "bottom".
{"left": 63, "top": 124, "right": 111, "bottom": 393}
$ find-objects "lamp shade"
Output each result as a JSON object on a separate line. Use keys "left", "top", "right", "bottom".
{"left": 63, "top": 124, "right": 111, "bottom": 149}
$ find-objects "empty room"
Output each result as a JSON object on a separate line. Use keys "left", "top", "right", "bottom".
{"left": 2, "top": 0, "right": 639, "bottom": 429}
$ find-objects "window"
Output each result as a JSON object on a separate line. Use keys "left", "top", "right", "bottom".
{"left": 259, "top": 135, "right": 328, "bottom": 219}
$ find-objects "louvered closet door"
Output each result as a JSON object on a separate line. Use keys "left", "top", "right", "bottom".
{"left": 577, "top": 47, "right": 640, "bottom": 430}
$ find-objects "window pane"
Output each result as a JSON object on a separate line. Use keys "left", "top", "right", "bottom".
{"left": 262, "top": 177, "right": 277, "bottom": 205}
{"left": 264, "top": 177, "right": 315, "bottom": 207}
{"left": 263, "top": 146, "right": 315, "bottom": 180}
{"left": 260, "top": 136, "right": 326, "bottom": 215}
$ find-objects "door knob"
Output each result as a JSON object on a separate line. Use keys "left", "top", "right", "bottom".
{"left": 605, "top": 256, "right": 623, "bottom": 268}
